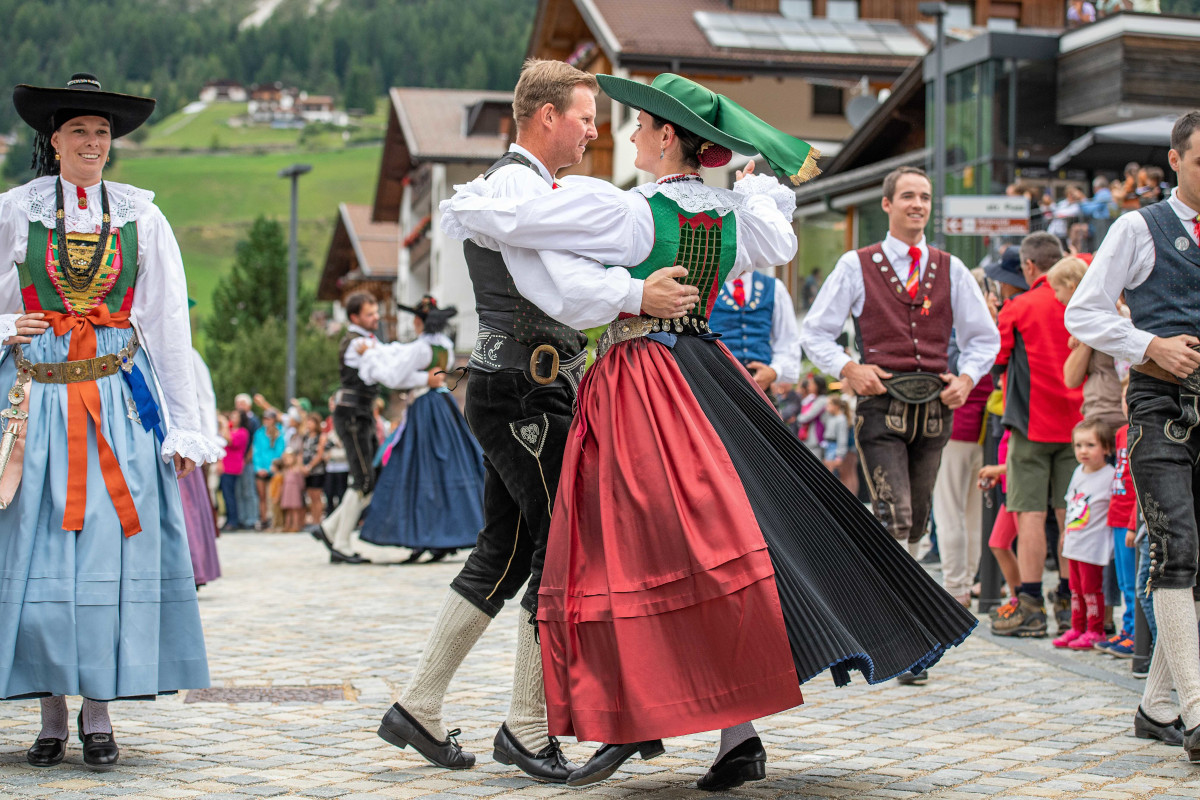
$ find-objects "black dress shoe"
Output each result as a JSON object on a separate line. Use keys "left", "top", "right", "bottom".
{"left": 1185, "top": 722, "right": 1200, "bottom": 762}
{"left": 427, "top": 550, "right": 451, "bottom": 563}
{"left": 896, "top": 669, "right": 929, "bottom": 686}
{"left": 1135, "top": 706, "right": 1184, "bottom": 745}
{"left": 491, "top": 723, "right": 578, "bottom": 783}
{"left": 330, "top": 549, "right": 370, "bottom": 564}
{"left": 403, "top": 549, "right": 427, "bottom": 564}
{"left": 306, "top": 524, "right": 333, "bottom": 550}
{"left": 377, "top": 702, "right": 475, "bottom": 769}
{"left": 697, "top": 736, "right": 767, "bottom": 792}
{"left": 77, "top": 713, "right": 118, "bottom": 771}
{"left": 566, "top": 739, "right": 664, "bottom": 787}
{"left": 26, "top": 736, "right": 65, "bottom": 767}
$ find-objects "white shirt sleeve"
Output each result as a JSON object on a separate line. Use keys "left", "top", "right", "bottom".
{"left": 0, "top": 191, "right": 29, "bottom": 344}
{"left": 131, "top": 205, "right": 221, "bottom": 464}
{"left": 769, "top": 278, "right": 801, "bottom": 384}
{"left": 799, "top": 251, "right": 863, "bottom": 377}
{"left": 731, "top": 193, "right": 799, "bottom": 280}
{"left": 356, "top": 339, "right": 434, "bottom": 389}
{"left": 948, "top": 257, "right": 1001, "bottom": 385}
{"left": 190, "top": 349, "right": 220, "bottom": 443}
{"left": 1065, "top": 211, "right": 1157, "bottom": 365}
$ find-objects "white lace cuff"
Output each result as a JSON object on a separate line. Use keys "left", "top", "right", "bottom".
{"left": 0, "top": 314, "right": 17, "bottom": 345}
{"left": 160, "top": 429, "right": 224, "bottom": 464}
{"left": 439, "top": 177, "right": 494, "bottom": 241}
{"left": 734, "top": 173, "right": 797, "bottom": 221}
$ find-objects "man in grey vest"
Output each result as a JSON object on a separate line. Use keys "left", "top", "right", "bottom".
{"left": 376, "top": 60, "right": 698, "bottom": 781}
{"left": 1067, "top": 110, "right": 1200, "bottom": 758}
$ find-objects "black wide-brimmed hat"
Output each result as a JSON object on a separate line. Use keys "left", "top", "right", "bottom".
{"left": 13, "top": 73, "right": 155, "bottom": 138}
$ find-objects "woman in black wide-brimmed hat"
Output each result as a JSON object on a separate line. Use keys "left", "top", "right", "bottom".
{"left": 0, "top": 73, "right": 220, "bottom": 770}
{"left": 442, "top": 72, "right": 977, "bottom": 790}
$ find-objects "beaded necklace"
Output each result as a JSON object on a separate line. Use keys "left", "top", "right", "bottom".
{"left": 55, "top": 178, "right": 111, "bottom": 292}
{"left": 657, "top": 172, "right": 702, "bottom": 185}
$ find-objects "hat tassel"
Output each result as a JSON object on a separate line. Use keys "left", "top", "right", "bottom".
{"left": 789, "top": 146, "right": 822, "bottom": 187}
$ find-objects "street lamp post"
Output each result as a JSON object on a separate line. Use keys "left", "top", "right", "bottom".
{"left": 919, "top": 1, "right": 948, "bottom": 248}
{"left": 278, "top": 163, "right": 312, "bottom": 404}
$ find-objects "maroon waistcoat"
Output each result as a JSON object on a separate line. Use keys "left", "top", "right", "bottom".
{"left": 854, "top": 243, "right": 952, "bottom": 374}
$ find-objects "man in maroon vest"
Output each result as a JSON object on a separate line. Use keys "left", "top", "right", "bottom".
{"left": 801, "top": 167, "right": 999, "bottom": 612}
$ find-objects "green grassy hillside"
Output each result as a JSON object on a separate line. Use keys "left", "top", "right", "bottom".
{"left": 139, "top": 102, "right": 387, "bottom": 151}
{"left": 107, "top": 145, "right": 383, "bottom": 339}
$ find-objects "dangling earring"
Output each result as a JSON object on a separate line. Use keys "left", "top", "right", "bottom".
{"left": 659, "top": 148, "right": 664, "bottom": 160}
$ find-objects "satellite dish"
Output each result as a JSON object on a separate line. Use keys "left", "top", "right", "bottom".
{"left": 846, "top": 94, "right": 880, "bottom": 129}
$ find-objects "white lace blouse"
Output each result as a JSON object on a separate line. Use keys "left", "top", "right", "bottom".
{"left": 440, "top": 171, "right": 798, "bottom": 330}
{"left": 0, "top": 176, "right": 222, "bottom": 464}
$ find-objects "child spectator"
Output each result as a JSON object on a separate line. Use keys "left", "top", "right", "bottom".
{"left": 797, "top": 374, "right": 828, "bottom": 460}
{"left": 1053, "top": 257, "right": 1127, "bottom": 428}
{"left": 279, "top": 450, "right": 307, "bottom": 533}
{"left": 1053, "top": 419, "right": 1116, "bottom": 650}
{"left": 1096, "top": 383, "right": 1138, "bottom": 657}
{"left": 267, "top": 458, "right": 286, "bottom": 532}
{"left": 822, "top": 395, "right": 849, "bottom": 471}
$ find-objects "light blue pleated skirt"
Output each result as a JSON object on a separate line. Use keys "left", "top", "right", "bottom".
{"left": 0, "top": 324, "right": 209, "bottom": 700}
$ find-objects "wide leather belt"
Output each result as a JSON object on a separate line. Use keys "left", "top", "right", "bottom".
{"left": 469, "top": 326, "right": 586, "bottom": 393}
{"left": 1132, "top": 360, "right": 1200, "bottom": 394}
{"left": 881, "top": 372, "right": 945, "bottom": 404}
{"left": 335, "top": 388, "right": 374, "bottom": 410}
{"left": 596, "top": 315, "right": 712, "bottom": 360}
{"left": 14, "top": 332, "right": 140, "bottom": 384}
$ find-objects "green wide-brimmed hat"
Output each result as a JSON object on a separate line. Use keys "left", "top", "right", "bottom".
{"left": 596, "top": 73, "right": 821, "bottom": 185}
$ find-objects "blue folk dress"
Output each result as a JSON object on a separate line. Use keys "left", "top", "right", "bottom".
{"left": 0, "top": 177, "right": 214, "bottom": 701}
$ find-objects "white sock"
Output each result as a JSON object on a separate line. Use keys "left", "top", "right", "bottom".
{"left": 506, "top": 611, "right": 550, "bottom": 754}
{"left": 330, "top": 489, "right": 366, "bottom": 553}
{"left": 80, "top": 698, "right": 111, "bottom": 735}
{"left": 38, "top": 696, "right": 67, "bottom": 740}
{"left": 1141, "top": 632, "right": 1177, "bottom": 724}
{"left": 398, "top": 590, "right": 491, "bottom": 740}
{"left": 1150, "top": 588, "right": 1200, "bottom": 728}
{"left": 715, "top": 721, "right": 758, "bottom": 765}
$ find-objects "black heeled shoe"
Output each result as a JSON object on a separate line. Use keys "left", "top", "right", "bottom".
{"left": 697, "top": 736, "right": 767, "bottom": 791}
{"left": 566, "top": 739, "right": 664, "bottom": 786}
{"left": 26, "top": 736, "right": 66, "bottom": 767}
{"left": 377, "top": 702, "right": 475, "bottom": 769}
{"left": 77, "top": 711, "right": 118, "bottom": 771}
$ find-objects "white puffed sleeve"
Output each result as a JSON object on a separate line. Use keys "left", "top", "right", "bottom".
{"left": 357, "top": 339, "right": 433, "bottom": 390}
{"left": 0, "top": 189, "right": 31, "bottom": 346}
{"left": 131, "top": 205, "right": 222, "bottom": 464}
{"left": 730, "top": 175, "right": 798, "bottom": 278}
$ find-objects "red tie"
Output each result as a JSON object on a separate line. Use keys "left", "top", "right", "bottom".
{"left": 1194, "top": 215, "right": 1199, "bottom": 243}
{"left": 906, "top": 246, "right": 922, "bottom": 299}
{"left": 733, "top": 278, "right": 745, "bottom": 307}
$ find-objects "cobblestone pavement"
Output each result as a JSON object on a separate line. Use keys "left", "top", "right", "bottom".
{"left": 1, "top": 532, "right": 1197, "bottom": 800}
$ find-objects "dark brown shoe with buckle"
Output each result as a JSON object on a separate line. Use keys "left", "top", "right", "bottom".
{"left": 492, "top": 723, "right": 578, "bottom": 782}
{"left": 377, "top": 702, "right": 475, "bottom": 769}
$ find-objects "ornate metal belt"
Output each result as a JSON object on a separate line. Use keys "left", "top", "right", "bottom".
{"left": 596, "top": 315, "right": 712, "bottom": 360}
{"left": 14, "top": 332, "right": 139, "bottom": 385}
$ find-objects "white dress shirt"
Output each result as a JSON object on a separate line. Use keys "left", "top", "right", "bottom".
{"left": 0, "top": 176, "right": 221, "bottom": 464}
{"left": 441, "top": 144, "right": 645, "bottom": 330}
{"left": 1065, "top": 188, "right": 1199, "bottom": 365}
{"left": 718, "top": 274, "right": 802, "bottom": 385}
{"left": 440, "top": 173, "right": 798, "bottom": 330}
{"left": 799, "top": 233, "right": 999, "bottom": 386}
{"left": 343, "top": 322, "right": 437, "bottom": 390}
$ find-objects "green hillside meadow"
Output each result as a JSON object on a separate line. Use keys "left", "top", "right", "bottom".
{"left": 107, "top": 144, "right": 383, "bottom": 343}
{"left": 141, "top": 102, "right": 388, "bottom": 151}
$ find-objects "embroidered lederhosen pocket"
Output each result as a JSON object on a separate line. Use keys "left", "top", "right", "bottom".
{"left": 885, "top": 399, "right": 908, "bottom": 434}
{"left": 923, "top": 399, "right": 946, "bottom": 438}
{"left": 1165, "top": 394, "right": 1200, "bottom": 444}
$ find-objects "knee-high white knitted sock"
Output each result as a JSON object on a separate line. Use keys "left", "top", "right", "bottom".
{"left": 715, "top": 721, "right": 758, "bottom": 765}
{"left": 38, "top": 696, "right": 67, "bottom": 740}
{"left": 398, "top": 590, "right": 491, "bottom": 740}
{"left": 1140, "top": 630, "right": 1177, "bottom": 724}
{"left": 80, "top": 698, "right": 111, "bottom": 735}
{"left": 1150, "top": 588, "right": 1200, "bottom": 729}
{"left": 505, "top": 611, "right": 550, "bottom": 754}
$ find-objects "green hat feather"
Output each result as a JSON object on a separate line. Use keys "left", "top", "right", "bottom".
{"left": 596, "top": 73, "right": 821, "bottom": 186}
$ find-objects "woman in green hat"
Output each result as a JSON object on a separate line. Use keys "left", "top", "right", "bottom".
{"left": 441, "top": 73, "right": 976, "bottom": 790}
{"left": 0, "top": 74, "right": 220, "bottom": 769}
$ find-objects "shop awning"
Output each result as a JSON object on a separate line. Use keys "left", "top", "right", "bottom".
{"left": 1048, "top": 116, "right": 1175, "bottom": 172}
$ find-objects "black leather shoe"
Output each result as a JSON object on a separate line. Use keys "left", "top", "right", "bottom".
{"left": 1184, "top": 722, "right": 1200, "bottom": 762}
{"left": 697, "top": 736, "right": 767, "bottom": 792}
{"left": 896, "top": 669, "right": 929, "bottom": 686}
{"left": 403, "top": 549, "right": 427, "bottom": 564}
{"left": 306, "top": 524, "right": 333, "bottom": 550}
{"left": 1135, "top": 706, "right": 1184, "bottom": 745}
{"left": 26, "top": 736, "right": 66, "bottom": 767}
{"left": 491, "top": 723, "right": 578, "bottom": 782}
{"left": 566, "top": 740, "right": 664, "bottom": 787}
{"left": 377, "top": 702, "right": 475, "bottom": 769}
{"left": 77, "top": 713, "right": 118, "bottom": 771}
{"left": 427, "top": 550, "right": 451, "bottom": 563}
{"left": 330, "top": 549, "right": 370, "bottom": 564}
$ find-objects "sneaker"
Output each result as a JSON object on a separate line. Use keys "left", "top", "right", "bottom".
{"left": 1093, "top": 631, "right": 1125, "bottom": 652}
{"left": 1107, "top": 636, "right": 1136, "bottom": 658}
{"left": 1053, "top": 629, "right": 1082, "bottom": 648}
{"left": 919, "top": 548, "right": 940, "bottom": 565}
{"left": 1068, "top": 630, "right": 1105, "bottom": 650}
{"left": 991, "top": 592, "right": 1048, "bottom": 638}
{"left": 1047, "top": 592, "right": 1071, "bottom": 634}
{"left": 1132, "top": 664, "right": 1149, "bottom": 678}
{"left": 989, "top": 597, "right": 1018, "bottom": 621}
